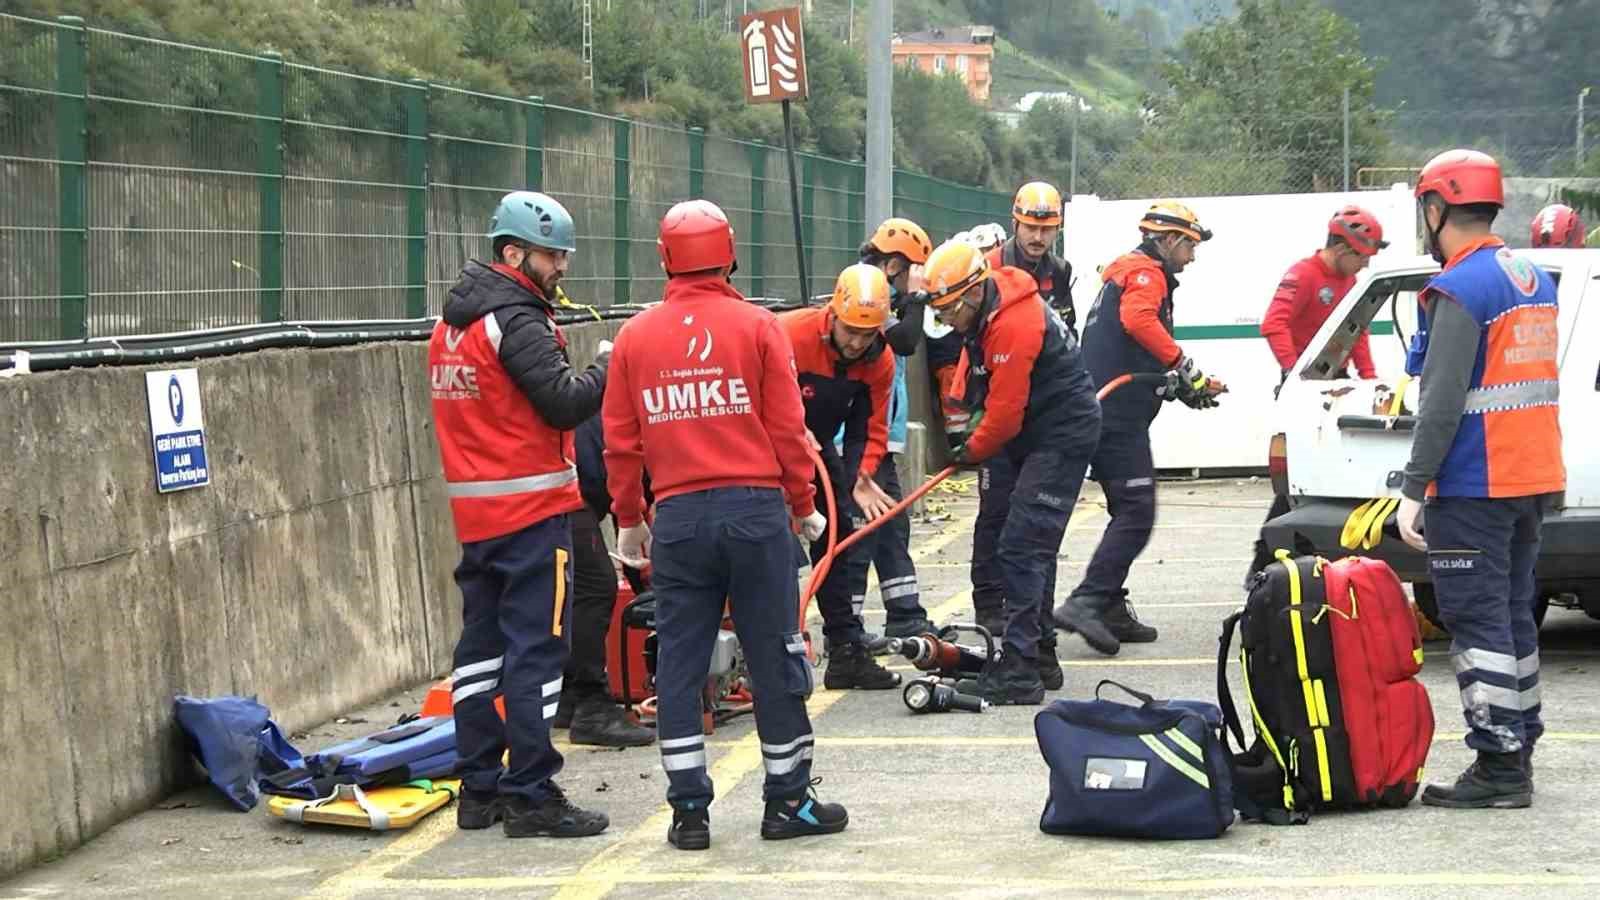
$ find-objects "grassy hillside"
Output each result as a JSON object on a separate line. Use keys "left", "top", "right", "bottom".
{"left": 988, "top": 37, "right": 1147, "bottom": 112}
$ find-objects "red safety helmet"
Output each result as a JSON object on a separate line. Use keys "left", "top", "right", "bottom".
{"left": 1328, "top": 205, "right": 1390, "bottom": 256}
{"left": 1531, "top": 204, "right": 1585, "bottom": 249}
{"left": 657, "top": 199, "right": 737, "bottom": 275}
{"left": 1414, "top": 149, "right": 1505, "bottom": 208}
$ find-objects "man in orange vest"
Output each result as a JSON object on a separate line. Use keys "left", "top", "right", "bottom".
{"left": 1398, "top": 150, "right": 1564, "bottom": 809}
{"left": 428, "top": 191, "right": 610, "bottom": 838}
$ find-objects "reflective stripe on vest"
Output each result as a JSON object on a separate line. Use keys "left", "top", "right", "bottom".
{"left": 447, "top": 466, "right": 577, "bottom": 498}
{"left": 1461, "top": 379, "right": 1560, "bottom": 415}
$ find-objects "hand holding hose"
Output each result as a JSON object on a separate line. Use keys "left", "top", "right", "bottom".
{"left": 798, "top": 510, "right": 828, "bottom": 543}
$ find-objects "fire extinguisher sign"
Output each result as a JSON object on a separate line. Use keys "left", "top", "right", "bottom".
{"left": 739, "top": 7, "right": 808, "bottom": 104}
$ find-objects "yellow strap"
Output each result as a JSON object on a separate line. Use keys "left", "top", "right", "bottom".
{"left": 1313, "top": 729, "right": 1334, "bottom": 802}
{"left": 1138, "top": 734, "right": 1211, "bottom": 790}
{"left": 1342, "top": 497, "right": 1397, "bottom": 551}
{"left": 1339, "top": 500, "right": 1375, "bottom": 550}
{"left": 1313, "top": 679, "right": 1330, "bottom": 727}
{"left": 1388, "top": 374, "right": 1411, "bottom": 417}
{"left": 552, "top": 547, "right": 569, "bottom": 636}
{"left": 553, "top": 287, "right": 602, "bottom": 322}
{"left": 1284, "top": 557, "right": 1335, "bottom": 802}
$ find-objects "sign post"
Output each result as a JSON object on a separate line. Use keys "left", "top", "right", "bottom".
{"left": 739, "top": 7, "right": 811, "bottom": 301}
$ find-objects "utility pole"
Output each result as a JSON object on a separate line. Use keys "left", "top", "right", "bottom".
{"left": 582, "top": 0, "right": 594, "bottom": 87}
{"left": 1342, "top": 86, "right": 1351, "bottom": 192}
{"left": 1580, "top": 87, "right": 1591, "bottom": 172}
{"left": 865, "top": 0, "right": 892, "bottom": 231}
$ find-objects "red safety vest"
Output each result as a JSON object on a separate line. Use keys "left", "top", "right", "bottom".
{"left": 428, "top": 283, "right": 582, "bottom": 543}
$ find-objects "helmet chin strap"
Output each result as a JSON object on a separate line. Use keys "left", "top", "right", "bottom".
{"left": 1421, "top": 198, "right": 1450, "bottom": 264}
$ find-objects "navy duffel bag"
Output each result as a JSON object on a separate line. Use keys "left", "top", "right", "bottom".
{"left": 1035, "top": 680, "right": 1235, "bottom": 840}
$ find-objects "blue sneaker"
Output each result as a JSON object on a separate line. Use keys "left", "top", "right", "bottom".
{"left": 760, "top": 778, "right": 849, "bottom": 840}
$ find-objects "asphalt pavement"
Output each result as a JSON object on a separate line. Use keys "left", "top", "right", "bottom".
{"left": 7, "top": 477, "right": 1600, "bottom": 899}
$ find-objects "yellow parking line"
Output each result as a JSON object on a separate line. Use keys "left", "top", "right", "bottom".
{"left": 367, "top": 869, "right": 1600, "bottom": 894}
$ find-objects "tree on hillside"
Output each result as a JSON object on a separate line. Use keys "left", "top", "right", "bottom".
{"left": 1140, "top": 0, "right": 1386, "bottom": 192}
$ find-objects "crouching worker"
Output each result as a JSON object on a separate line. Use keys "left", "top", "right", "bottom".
{"left": 923, "top": 239, "right": 1102, "bottom": 704}
{"left": 604, "top": 199, "right": 848, "bottom": 849}
{"left": 429, "top": 190, "right": 608, "bottom": 837}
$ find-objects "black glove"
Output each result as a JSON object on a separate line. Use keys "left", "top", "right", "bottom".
{"left": 1159, "top": 356, "right": 1221, "bottom": 410}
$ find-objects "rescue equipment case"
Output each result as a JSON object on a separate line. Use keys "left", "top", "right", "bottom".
{"left": 1218, "top": 554, "right": 1433, "bottom": 822}
{"left": 1035, "top": 681, "right": 1235, "bottom": 840}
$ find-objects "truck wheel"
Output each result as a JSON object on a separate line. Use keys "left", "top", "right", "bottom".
{"left": 1414, "top": 583, "right": 1550, "bottom": 631}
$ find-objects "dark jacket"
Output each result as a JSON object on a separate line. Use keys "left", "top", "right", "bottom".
{"left": 442, "top": 261, "right": 607, "bottom": 430}
{"left": 989, "top": 238, "right": 1077, "bottom": 338}
{"left": 1081, "top": 243, "right": 1180, "bottom": 430}
{"left": 575, "top": 413, "right": 651, "bottom": 520}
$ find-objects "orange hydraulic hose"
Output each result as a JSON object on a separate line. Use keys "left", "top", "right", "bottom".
{"left": 794, "top": 370, "right": 1156, "bottom": 648}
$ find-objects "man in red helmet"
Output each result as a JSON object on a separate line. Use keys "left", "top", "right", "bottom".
{"left": 1398, "top": 149, "right": 1563, "bottom": 810}
{"left": 1530, "top": 203, "right": 1585, "bottom": 248}
{"left": 1247, "top": 205, "right": 1389, "bottom": 580}
{"left": 604, "top": 199, "right": 849, "bottom": 849}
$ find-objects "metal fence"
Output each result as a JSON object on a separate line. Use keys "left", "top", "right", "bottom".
{"left": 0, "top": 14, "right": 1011, "bottom": 342}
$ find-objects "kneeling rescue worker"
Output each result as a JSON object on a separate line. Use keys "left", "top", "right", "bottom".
{"left": 780, "top": 265, "right": 902, "bottom": 689}
{"left": 429, "top": 190, "right": 610, "bottom": 838}
{"left": 1397, "top": 149, "right": 1564, "bottom": 809}
{"left": 603, "top": 199, "right": 848, "bottom": 849}
{"left": 1054, "top": 202, "right": 1225, "bottom": 655}
{"left": 924, "top": 239, "right": 1102, "bottom": 704}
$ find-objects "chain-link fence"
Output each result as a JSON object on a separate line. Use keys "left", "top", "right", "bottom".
{"left": 0, "top": 13, "right": 1012, "bottom": 342}
{"left": 1049, "top": 102, "right": 1594, "bottom": 202}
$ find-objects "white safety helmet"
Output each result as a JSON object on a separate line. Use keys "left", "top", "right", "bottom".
{"left": 970, "top": 222, "right": 1007, "bottom": 251}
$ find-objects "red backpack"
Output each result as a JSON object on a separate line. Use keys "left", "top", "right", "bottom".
{"left": 1218, "top": 554, "right": 1434, "bottom": 821}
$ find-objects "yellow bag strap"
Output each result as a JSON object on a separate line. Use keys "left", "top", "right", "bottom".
{"left": 1340, "top": 497, "right": 1399, "bottom": 551}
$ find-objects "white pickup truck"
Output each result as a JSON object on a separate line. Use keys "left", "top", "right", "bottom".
{"left": 1261, "top": 249, "right": 1600, "bottom": 629}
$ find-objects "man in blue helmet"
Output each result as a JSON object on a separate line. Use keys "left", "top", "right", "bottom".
{"left": 428, "top": 190, "right": 611, "bottom": 838}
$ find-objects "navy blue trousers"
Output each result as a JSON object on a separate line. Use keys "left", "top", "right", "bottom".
{"left": 1072, "top": 426, "right": 1157, "bottom": 600}
{"left": 1426, "top": 495, "right": 1545, "bottom": 755}
{"left": 972, "top": 452, "right": 1065, "bottom": 652}
{"left": 450, "top": 514, "right": 572, "bottom": 801}
{"left": 842, "top": 450, "right": 927, "bottom": 630}
{"left": 992, "top": 449, "right": 1091, "bottom": 659}
{"left": 651, "top": 487, "right": 816, "bottom": 810}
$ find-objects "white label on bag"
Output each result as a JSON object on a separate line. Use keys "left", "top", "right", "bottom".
{"left": 1084, "top": 758, "right": 1147, "bottom": 790}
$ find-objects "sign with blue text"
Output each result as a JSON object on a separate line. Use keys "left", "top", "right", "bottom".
{"left": 145, "top": 368, "right": 210, "bottom": 493}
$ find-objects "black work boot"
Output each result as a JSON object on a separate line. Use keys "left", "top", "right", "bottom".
{"left": 503, "top": 785, "right": 609, "bottom": 837}
{"left": 569, "top": 699, "right": 655, "bottom": 748}
{"left": 974, "top": 609, "right": 1005, "bottom": 642}
{"left": 1523, "top": 746, "right": 1536, "bottom": 792}
{"left": 552, "top": 692, "right": 575, "bottom": 730}
{"left": 456, "top": 787, "right": 503, "bottom": 830}
{"left": 823, "top": 642, "right": 901, "bottom": 690}
{"left": 825, "top": 630, "right": 888, "bottom": 656}
{"left": 1420, "top": 752, "right": 1533, "bottom": 809}
{"left": 667, "top": 805, "right": 710, "bottom": 851}
{"left": 761, "top": 778, "right": 849, "bottom": 840}
{"left": 1053, "top": 593, "right": 1121, "bottom": 656}
{"left": 1036, "top": 639, "right": 1064, "bottom": 691}
{"left": 966, "top": 647, "right": 1045, "bottom": 706}
{"left": 884, "top": 615, "right": 934, "bottom": 640}
{"left": 1105, "top": 590, "right": 1159, "bottom": 643}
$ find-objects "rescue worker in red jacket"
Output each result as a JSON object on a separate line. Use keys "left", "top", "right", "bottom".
{"left": 428, "top": 190, "right": 609, "bottom": 838}
{"left": 970, "top": 182, "right": 1075, "bottom": 665}
{"left": 1397, "top": 150, "right": 1564, "bottom": 809}
{"left": 1248, "top": 205, "right": 1389, "bottom": 580}
{"left": 922, "top": 239, "right": 1102, "bottom": 704}
{"left": 603, "top": 199, "right": 848, "bottom": 849}
{"left": 1530, "top": 203, "right": 1585, "bottom": 248}
{"left": 780, "top": 265, "right": 902, "bottom": 691}
{"left": 1054, "top": 202, "right": 1225, "bottom": 655}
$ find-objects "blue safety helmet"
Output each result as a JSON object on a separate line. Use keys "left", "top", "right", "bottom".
{"left": 488, "top": 190, "right": 577, "bottom": 253}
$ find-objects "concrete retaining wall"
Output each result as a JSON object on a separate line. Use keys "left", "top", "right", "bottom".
{"left": 0, "top": 322, "right": 617, "bottom": 878}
